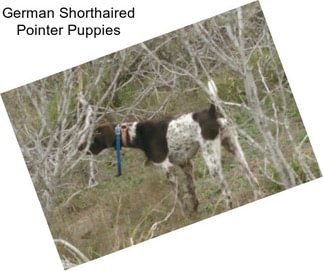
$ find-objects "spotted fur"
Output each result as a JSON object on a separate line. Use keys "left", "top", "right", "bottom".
{"left": 81, "top": 103, "right": 261, "bottom": 211}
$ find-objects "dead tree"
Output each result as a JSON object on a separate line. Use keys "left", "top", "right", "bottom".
{"left": 192, "top": 4, "right": 316, "bottom": 188}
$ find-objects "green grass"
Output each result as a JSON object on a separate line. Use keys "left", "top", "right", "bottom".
{"left": 43, "top": 82, "right": 322, "bottom": 263}
{"left": 2, "top": 21, "right": 321, "bottom": 265}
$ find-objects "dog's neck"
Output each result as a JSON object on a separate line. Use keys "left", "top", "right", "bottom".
{"left": 120, "top": 122, "right": 130, "bottom": 147}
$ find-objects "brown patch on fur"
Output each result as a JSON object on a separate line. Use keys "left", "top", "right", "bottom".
{"left": 85, "top": 119, "right": 172, "bottom": 163}
{"left": 192, "top": 104, "right": 222, "bottom": 140}
{"left": 88, "top": 124, "right": 116, "bottom": 155}
{"left": 130, "top": 119, "right": 172, "bottom": 163}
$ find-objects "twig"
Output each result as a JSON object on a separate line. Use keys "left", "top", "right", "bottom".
{"left": 148, "top": 176, "right": 179, "bottom": 239}
{"left": 54, "top": 238, "right": 89, "bottom": 263}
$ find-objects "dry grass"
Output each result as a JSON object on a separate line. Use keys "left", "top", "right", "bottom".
{"left": 49, "top": 116, "right": 320, "bottom": 263}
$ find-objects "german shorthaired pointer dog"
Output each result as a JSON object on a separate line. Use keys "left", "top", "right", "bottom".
{"left": 80, "top": 83, "right": 261, "bottom": 211}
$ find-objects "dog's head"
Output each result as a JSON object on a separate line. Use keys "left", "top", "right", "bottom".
{"left": 79, "top": 124, "right": 116, "bottom": 155}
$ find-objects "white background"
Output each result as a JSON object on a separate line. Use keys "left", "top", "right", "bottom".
{"left": 0, "top": 0, "right": 322, "bottom": 270}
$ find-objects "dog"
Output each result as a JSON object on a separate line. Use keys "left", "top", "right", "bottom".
{"left": 79, "top": 82, "right": 261, "bottom": 211}
{"left": 79, "top": 105, "right": 261, "bottom": 211}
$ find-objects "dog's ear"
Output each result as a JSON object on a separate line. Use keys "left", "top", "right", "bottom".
{"left": 99, "top": 124, "right": 116, "bottom": 148}
{"left": 87, "top": 124, "right": 116, "bottom": 155}
{"left": 208, "top": 104, "right": 216, "bottom": 117}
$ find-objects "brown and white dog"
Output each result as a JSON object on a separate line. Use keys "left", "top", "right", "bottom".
{"left": 80, "top": 82, "right": 261, "bottom": 211}
{"left": 80, "top": 103, "right": 260, "bottom": 211}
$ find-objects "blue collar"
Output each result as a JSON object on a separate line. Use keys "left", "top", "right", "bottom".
{"left": 115, "top": 124, "right": 122, "bottom": 176}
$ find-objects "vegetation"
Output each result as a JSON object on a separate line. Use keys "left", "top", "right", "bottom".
{"left": 1, "top": 2, "right": 320, "bottom": 269}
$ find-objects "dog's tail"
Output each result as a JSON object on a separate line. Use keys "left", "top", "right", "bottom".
{"left": 205, "top": 79, "right": 218, "bottom": 102}
{"left": 206, "top": 79, "right": 228, "bottom": 128}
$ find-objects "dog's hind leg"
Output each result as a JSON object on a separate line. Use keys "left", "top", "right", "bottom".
{"left": 200, "top": 137, "right": 233, "bottom": 210}
{"left": 221, "top": 126, "right": 262, "bottom": 200}
{"left": 179, "top": 160, "right": 199, "bottom": 212}
{"left": 155, "top": 158, "right": 185, "bottom": 211}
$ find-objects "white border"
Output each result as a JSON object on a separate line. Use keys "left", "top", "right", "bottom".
{"left": 0, "top": 1, "right": 322, "bottom": 270}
